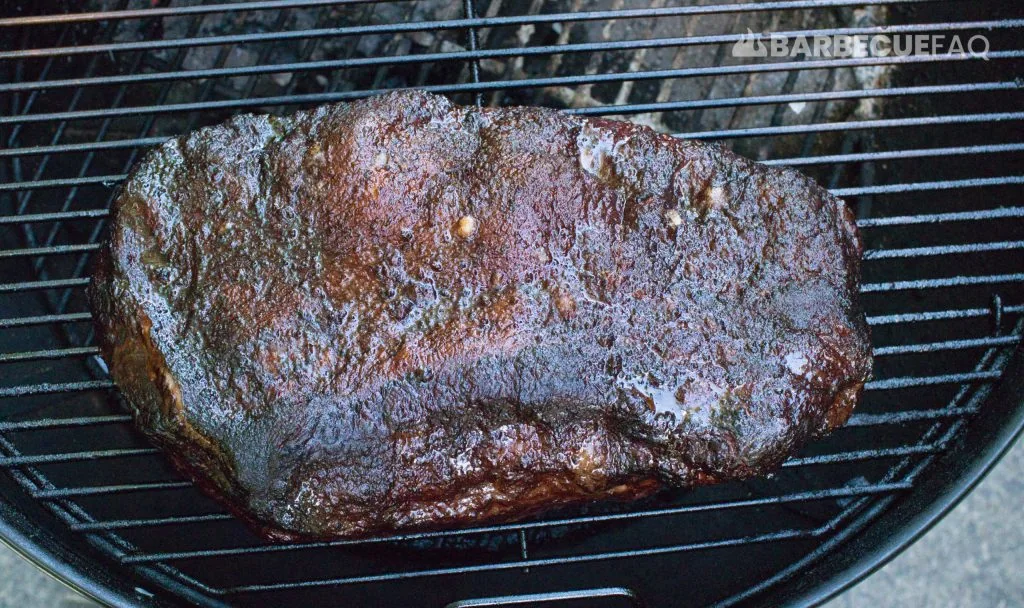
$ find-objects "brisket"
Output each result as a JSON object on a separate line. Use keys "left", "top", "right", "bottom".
{"left": 89, "top": 90, "right": 871, "bottom": 540}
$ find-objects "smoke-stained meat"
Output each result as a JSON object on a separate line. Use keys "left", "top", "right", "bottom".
{"left": 89, "top": 91, "right": 871, "bottom": 540}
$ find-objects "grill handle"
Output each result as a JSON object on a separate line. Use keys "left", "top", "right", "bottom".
{"left": 446, "top": 586, "right": 642, "bottom": 607}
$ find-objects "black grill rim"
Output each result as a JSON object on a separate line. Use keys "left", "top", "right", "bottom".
{"left": 766, "top": 347, "right": 1024, "bottom": 607}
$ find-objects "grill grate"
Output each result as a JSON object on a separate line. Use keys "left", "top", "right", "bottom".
{"left": 1, "top": 0, "right": 1023, "bottom": 606}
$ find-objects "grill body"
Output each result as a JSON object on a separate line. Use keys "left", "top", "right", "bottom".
{"left": 1, "top": 1, "right": 1022, "bottom": 606}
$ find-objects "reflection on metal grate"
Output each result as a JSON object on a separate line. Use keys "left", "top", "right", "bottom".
{"left": 1, "top": 0, "right": 1022, "bottom": 606}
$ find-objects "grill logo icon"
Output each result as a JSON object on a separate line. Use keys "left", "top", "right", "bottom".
{"left": 732, "top": 29, "right": 767, "bottom": 57}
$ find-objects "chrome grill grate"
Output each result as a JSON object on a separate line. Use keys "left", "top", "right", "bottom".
{"left": 1, "top": 1, "right": 1022, "bottom": 606}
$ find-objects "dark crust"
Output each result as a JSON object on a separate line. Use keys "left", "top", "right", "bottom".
{"left": 88, "top": 90, "right": 871, "bottom": 540}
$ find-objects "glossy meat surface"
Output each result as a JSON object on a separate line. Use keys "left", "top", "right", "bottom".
{"left": 89, "top": 91, "right": 871, "bottom": 539}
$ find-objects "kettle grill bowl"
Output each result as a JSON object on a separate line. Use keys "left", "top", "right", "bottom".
{"left": 1, "top": 1, "right": 1022, "bottom": 606}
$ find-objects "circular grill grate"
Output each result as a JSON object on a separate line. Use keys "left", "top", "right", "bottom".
{"left": 0, "top": 1, "right": 1022, "bottom": 606}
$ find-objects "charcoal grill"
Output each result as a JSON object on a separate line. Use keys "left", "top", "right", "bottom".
{"left": 1, "top": 1, "right": 1023, "bottom": 606}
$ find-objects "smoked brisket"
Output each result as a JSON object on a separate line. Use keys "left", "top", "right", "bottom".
{"left": 89, "top": 91, "right": 871, "bottom": 540}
